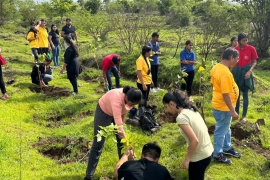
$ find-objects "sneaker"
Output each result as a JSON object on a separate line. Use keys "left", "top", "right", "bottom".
{"left": 2, "top": 93, "right": 8, "bottom": 99}
{"left": 155, "top": 87, "right": 164, "bottom": 91}
{"left": 213, "top": 153, "right": 232, "bottom": 165}
{"left": 151, "top": 88, "right": 157, "bottom": 93}
{"left": 223, "top": 147, "right": 242, "bottom": 158}
{"left": 71, "top": 92, "right": 78, "bottom": 95}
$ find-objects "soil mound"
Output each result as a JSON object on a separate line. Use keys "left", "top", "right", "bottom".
{"left": 157, "top": 112, "right": 177, "bottom": 124}
{"left": 29, "top": 86, "right": 70, "bottom": 97}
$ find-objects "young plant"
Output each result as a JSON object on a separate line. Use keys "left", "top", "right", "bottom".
{"left": 169, "top": 67, "right": 188, "bottom": 91}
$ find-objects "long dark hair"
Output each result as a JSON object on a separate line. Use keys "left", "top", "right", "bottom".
{"left": 123, "top": 86, "right": 142, "bottom": 103}
{"left": 50, "top": 24, "right": 59, "bottom": 35}
{"left": 162, "top": 90, "right": 198, "bottom": 112}
{"left": 64, "top": 35, "right": 79, "bottom": 57}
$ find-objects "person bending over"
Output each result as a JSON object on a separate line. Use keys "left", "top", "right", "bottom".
{"left": 114, "top": 142, "right": 174, "bottom": 180}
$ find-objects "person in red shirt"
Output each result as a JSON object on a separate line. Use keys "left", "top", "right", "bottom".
{"left": 233, "top": 33, "right": 258, "bottom": 122}
{"left": 101, "top": 54, "right": 121, "bottom": 90}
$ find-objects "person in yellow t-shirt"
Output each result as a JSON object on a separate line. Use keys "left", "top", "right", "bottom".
{"left": 136, "top": 46, "right": 153, "bottom": 107}
{"left": 35, "top": 19, "right": 49, "bottom": 55}
{"left": 27, "top": 22, "right": 39, "bottom": 62}
{"left": 211, "top": 48, "right": 241, "bottom": 165}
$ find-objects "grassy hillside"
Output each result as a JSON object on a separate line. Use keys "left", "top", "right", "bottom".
{"left": 0, "top": 26, "right": 270, "bottom": 180}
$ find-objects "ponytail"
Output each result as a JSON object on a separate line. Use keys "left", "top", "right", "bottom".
{"left": 64, "top": 35, "right": 79, "bottom": 57}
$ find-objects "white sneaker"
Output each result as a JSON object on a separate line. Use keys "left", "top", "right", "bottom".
{"left": 151, "top": 88, "right": 157, "bottom": 93}
{"left": 155, "top": 87, "right": 164, "bottom": 91}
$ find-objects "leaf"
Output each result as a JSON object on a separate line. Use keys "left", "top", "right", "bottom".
{"left": 96, "top": 134, "right": 102, "bottom": 142}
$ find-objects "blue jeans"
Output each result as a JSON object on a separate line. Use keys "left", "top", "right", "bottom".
{"left": 106, "top": 66, "right": 120, "bottom": 90}
{"left": 52, "top": 45, "right": 60, "bottom": 66}
{"left": 212, "top": 109, "right": 232, "bottom": 157}
{"left": 235, "top": 89, "right": 249, "bottom": 117}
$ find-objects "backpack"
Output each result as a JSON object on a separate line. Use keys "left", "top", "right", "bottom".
{"left": 134, "top": 107, "right": 161, "bottom": 133}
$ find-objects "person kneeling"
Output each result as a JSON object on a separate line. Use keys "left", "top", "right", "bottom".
{"left": 114, "top": 142, "right": 174, "bottom": 180}
{"left": 31, "top": 57, "right": 53, "bottom": 87}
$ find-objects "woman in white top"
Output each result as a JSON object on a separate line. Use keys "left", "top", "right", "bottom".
{"left": 163, "top": 90, "right": 213, "bottom": 180}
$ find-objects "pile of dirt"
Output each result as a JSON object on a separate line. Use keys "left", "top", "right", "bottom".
{"left": 157, "top": 112, "right": 177, "bottom": 124}
{"left": 29, "top": 86, "right": 70, "bottom": 97}
{"left": 32, "top": 137, "right": 91, "bottom": 164}
{"left": 33, "top": 110, "right": 93, "bottom": 128}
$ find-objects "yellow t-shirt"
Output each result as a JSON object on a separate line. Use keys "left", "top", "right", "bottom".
{"left": 176, "top": 109, "right": 213, "bottom": 162}
{"left": 211, "top": 63, "right": 239, "bottom": 111}
{"left": 37, "top": 27, "right": 49, "bottom": 48}
{"left": 136, "top": 55, "right": 152, "bottom": 85}
{"left": 27, "top": 32, "right": 39, "bottom": 48}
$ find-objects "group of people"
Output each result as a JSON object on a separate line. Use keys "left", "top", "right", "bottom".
{"left": 83, "top": 32, "right": 258, "bottom": 180}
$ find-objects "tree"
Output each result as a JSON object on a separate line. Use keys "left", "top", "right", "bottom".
{"left": 233, "top": 0, "right": 270, "bottom": 57}
{"left": 84, "top": 0, "right": 101, "bottom": 14}
{"left": 50, "top": 0, "right": 77, "bottom": 19}
{"left": 0, "top": 0, "right": 17, "bottom": 26}
{"left": 18, "top": 0, "right": 41, "bottom": 26}
{"left": 157, "top": 0, "right": 175, "bottom": 15}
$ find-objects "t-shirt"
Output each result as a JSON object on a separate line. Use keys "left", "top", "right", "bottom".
{"left": 176, "top": 109, "right": 213, "bottom": 162}
{"left": 180, "top": 48, "right": 196, "bottom": 72}
{"left": 99, "top": 88, "right": 133, "bottom": 125}
{"left": 61, "top": 25, "right": 76, "bottom": 40}
{"left": 136, "top": 55, "right": 152, "bottom": 85}
{"left": 235, "top": 44, "right": 258, "bottom": 67}
{"left": 37, "top": 27, "right": 49, "bottom": 48}
{"left": 27, "top": 32, "right": 39, "bottom": 48}
{"left": 64, "top": 46, "right": 81, "bottom": 79}
{"left": 101, "top": 54, "right": 120, "bottom": 72}
{"left": 147, "top": 40, "right": 160, "bottom": 65}
{"left": 48, "top": 31, "right": 60, "bottom": 46}
{"left": 118, "top": 158, "right": 174, "bottom": 180}
{"left": 211, "top": 63, "right": 239, "bottom": 111}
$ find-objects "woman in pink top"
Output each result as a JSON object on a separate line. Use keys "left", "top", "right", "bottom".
{"left": 84, "top": 86, "right": 142, "bottom": 180}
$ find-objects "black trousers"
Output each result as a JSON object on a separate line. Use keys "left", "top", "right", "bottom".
{"left": 137, "top": 82, "right": 150, "bottom": 107}
{"left": 151, "top": 65, "right": 158, "bottom": 88}
{"left": 0, "top": 66, "right": 6, "bottom": 94}
{"left": 188, "top": 156, "right": 211, "bottom": 180}
{"left": 68, "top": 77, "right": 78, "bottom": 93}
{"left": 182, "top": 70, "right": 195, "bottom": 96}
{"left": 38, "top": 48, "right": 49, "bottom": 55}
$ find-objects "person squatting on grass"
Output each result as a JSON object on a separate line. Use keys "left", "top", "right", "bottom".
{"left": 35, "top": 19, "right": 50, "bottom": 55}
{"left": 163, "top": 90, "right": 213, "bottom": 180}
{"left": 211, "top": 48, "right": 241, "bottom": 165}
{"left": 49, "top": 24, "right": 61, "bottom": 67}
{"left": 0, "top": 48, "right": 8, "bottom": 99}
{"left": 136, "top": 46, "right": 154, "bottom": 107}
{"left": 101, "top": 54, "right": 121, "bottom": 90}
{"left": 114, "top": 142, "right": 174, "bottom": 180}
{"left": 232, "top": 33, "right": 258, "bottom": 122}
{"left": 84, "top": 86, "right": 142, "bottom": 180}
{"left": 147, "top": 32, "right": 162, "bottom": 93}
{"left": 60, "top": 36, "right": 82, "bottom": 95}
{"left": 31, "top": 55, "right": 53, "bottom": 87}
{"left": 180, "top": 40, "right": 197, "bottom": 96}
{"left": 26, "top": 22, "right": 39, "bottom": 62}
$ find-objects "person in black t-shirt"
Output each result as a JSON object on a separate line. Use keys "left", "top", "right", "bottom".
{"left": 61, "top": 18, "right": 78, "bottom": 49}
{"left": 49, "top": 24, "right": 61, "bottom": 66}
{"left": 114, "top": 142, "right": 174, "bottom": 180}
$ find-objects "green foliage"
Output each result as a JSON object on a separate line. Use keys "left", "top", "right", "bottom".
{"left": 157, "top": 0, "right": 175, "bottom": 15}
{"left": 84, "top": 0, "right": 101, "bottom": 14}
{"left": 166, "top": 5, "right": 191, "bottom": 27}
{"left": 17, "top": 0, "right": 41, "bottom": 26}
{"left": 50, "top": 0, "right": 77, "bottom": 18}
{"left": 0, "top": 0, "right": 18, "bottom": 26}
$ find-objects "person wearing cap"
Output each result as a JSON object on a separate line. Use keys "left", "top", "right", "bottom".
{"left": 232, "top": 33, "right": 258, "bottom": 122}
{"left": 35, "top": 19, "right": 50, "bottom": 55}
{"left": 84, "top": 86, "right": 142, "bottom": 180}
{"left": 61, "top": 18, "right": 78, "bottom": 49}
{"left": 147, "top": 32, "right": 161, "bottom": 93}
{"left": 101, "top": 54, "right": 121, "bottom": 90}
{"left": 114, "top": 142, "right": 174, "bottom": 180}
{"left": 31, "top": 54, "right": 53, "bottom": 87}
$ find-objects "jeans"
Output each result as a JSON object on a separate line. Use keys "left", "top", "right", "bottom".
{"left": 42, "top": 69, "right": 53, "bottom": 84}
{"left": 106, "top": 66, "right": 120, "bottom": 90}
{"left": 0, "top": 66, "right": 6, "bottom": 94}
{"left": 212, "top": 109, "right": 232, "bottom": 157}
{"left": 68, "top": 77, "right": 78, "bottom": 93}
{"left": 31, "top": 48, "right": 39, "bottom": 61}
{"left": 182, "top": 70, "right": 195, "bottom": 96}
{"left": 189, "top": 156, "right": 212, "bottom": 180}
{"left": 235, "top": 89, "right": 249, "bottom": 117}
{"left": 51, "top": 45, "right": 60, "bottom": 66}
{"left": 137, "top": 82, "right": 151, "bottom": 107}
{"left": 151, "top": 64, "right": 159, "bottom": 88}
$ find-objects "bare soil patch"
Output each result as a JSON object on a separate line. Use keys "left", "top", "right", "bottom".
{"left": 29, "top": 86, "right": 70, "bottom": 97}
{"left": 157, "top": 112, "right": 177, "bottom": 124}
{"left": 33, "top": 110, "right": 93, "bottom": 128}
{"left": 32, "top": 137, "right": 91, "bottom": 164}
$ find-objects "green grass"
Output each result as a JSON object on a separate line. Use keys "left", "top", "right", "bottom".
{"left": 0, "top": 29, "right": 270, "bottom": 180}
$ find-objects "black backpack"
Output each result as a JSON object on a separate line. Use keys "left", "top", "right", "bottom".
{"left": 134, "top": 107, "right": 161, "bottom": 132}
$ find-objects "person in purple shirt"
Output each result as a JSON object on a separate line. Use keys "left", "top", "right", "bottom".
{"left": 179, "top": 40, "right": 196, "bottom": 96}
{"left": 147, "top": 32, "right": 161, "bottom": 93}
